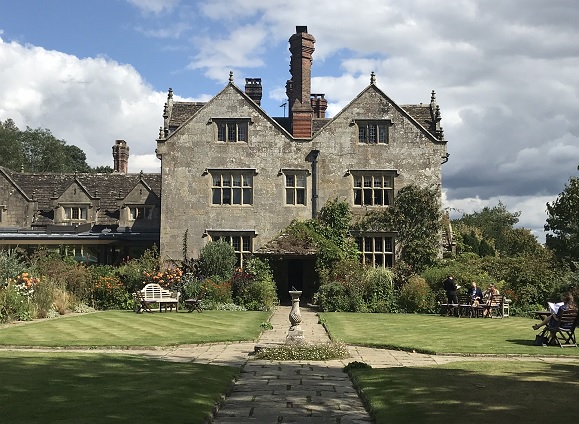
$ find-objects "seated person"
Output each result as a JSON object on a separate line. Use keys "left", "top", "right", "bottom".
{"left": 467, "top": 282, "right": 483, "bottom": 305}
{"left": 482, "top": 283, "right": 500, "bottom": 316}
{"left": 532, "top": 292, "right": 576, "bottom": 331}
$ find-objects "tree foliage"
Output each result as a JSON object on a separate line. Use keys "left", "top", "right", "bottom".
{"left": 356, "top": 185, "right": 442, "bottom": 273}
{"left": 545, "top": 170, "right": 579, "bottom": 266}
{"left": 0, "top": 118, "right": 94, "bottom": 173}
{"left": 452, "top": 201, "right": 541, "bottom": 257}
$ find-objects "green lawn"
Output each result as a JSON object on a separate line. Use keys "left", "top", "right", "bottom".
{"left": 0, "top": 351, "right": 238, "bottom": 424}
{"left": 0, "top": 310, "right": 270, "bottom": 347}
{"left": 320, "top": 312, "right": 579, "bottom": 356}
{"left": 351, "top": 361, "right": 579, "bottom": 424}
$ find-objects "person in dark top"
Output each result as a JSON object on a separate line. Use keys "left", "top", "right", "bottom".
{"left": 467, "top": 282, "right": 483, "bottom": 304}
{"left": 532, "top": 293, "right": 576, "bottom": 331}
{"left": 443, "top": 275, "right": 460, "bottom": 304}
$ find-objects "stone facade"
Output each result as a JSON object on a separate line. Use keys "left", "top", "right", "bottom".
{"left": 0, "top": 159, "right": 161, "bottom": 263}
{"left": 156, "top": 26, "right": 448, "bottom": 280}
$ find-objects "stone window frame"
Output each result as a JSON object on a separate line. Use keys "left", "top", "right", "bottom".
{"left": 348, "top": 169, "right": 398, "bottom": 207}
{"left": 128, "top": 205, "right": 154, "bottom": 221}
{"left": 280, "top": 169, "right": 310, "bottom": 206}
{"left": 206, "top": 230, "right": 256, "bottom": 267}
{"left": 63, "top": 205, "right": 88, "bottom": 222}
{"left": 211, "top": 118, "right": 251, "bottom": 143}
{"left": 355, "top": 119, "right": 392, "bottom": 144}
{"left": 206, "top": 168, "right": 257, "bottom": 206}
{"left": 355, "top": 232, "right": 396, "bottom": 268}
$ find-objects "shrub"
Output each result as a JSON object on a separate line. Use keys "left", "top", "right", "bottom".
{"left": 0, "top": 250, "right": 26, "bottom": 286}
{"left": 315, "top": 282, "right": 351, "bottom": 312}
{"left": 398, "top": 275, "right": 435, "bottom": 313}
{"left": 116, "top": 247, "right": 160, "bottom": 294}
{"left": 0, "top": 280, "right": 32, "bottom": 322}
{"left": 30, "top": 278, "right": 55, "bottom": 318}
{"left": 232, "top": 258, "right": 278, "bottom": 311}
{"left": 199, "top": 241, "right": 237, "bottom": 280}
{"left": 89, "top": 275, "right": 132, "bottom": 310}
{"left": 365, "top": 267, "right": 398, "bottom": 313}
{"left": 28, "top": 249, "right": 90, "bottom": 299}
{"left": 200, "top": 277, "right": 233, "bottom": 305}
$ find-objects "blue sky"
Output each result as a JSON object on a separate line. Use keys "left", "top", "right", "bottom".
{"left": 1, "top": 0, "right": 579, "bottom": 242}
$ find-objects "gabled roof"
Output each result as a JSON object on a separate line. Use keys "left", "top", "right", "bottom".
{"left": 161, "top": 81, "right": 295, "bottom": 141}
{"left": 168, "top": 102, "right": 205, "bottom": 130}
{"left": 2, "top": 169, "right": 161, "bottom": 225}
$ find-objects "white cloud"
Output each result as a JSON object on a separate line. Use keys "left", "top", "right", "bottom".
{"left": 0, "top": 37, "right": 163, "bottom": 172}
{"left": 126, "top": 0, "right": 179, "bottom": 14}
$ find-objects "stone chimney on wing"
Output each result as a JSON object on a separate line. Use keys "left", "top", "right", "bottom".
{"left": 112, "top": 139, "right": 129, "bottom": 174}
{"left": 245, "top": 78, "right": 262, "bottom": 105}
{"left": 286, "top": 26, "right": 315, "bottom": 138}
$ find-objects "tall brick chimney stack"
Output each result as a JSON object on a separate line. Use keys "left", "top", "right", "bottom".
{"left": 286, "top": 26, "right": 315, "bottom": 138}
{"left": 112, "top": 139, "right": 129, "bottom": 174}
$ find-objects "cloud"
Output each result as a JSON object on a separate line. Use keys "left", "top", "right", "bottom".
{"left": 126, "top": 0, "right": 179, "bottom": 15}
{"left": 0, "top": 36, "right": 163, "bottom": 172}
{"left": 2, "top": 0, "right": 578, "bottom": 242}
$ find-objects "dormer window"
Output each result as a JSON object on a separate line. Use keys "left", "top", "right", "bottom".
{"left": 64, "top": 206, "right": 87, "bottom": 222}
{"left": 129, "top": 206, "right": 153, "bottom": 220}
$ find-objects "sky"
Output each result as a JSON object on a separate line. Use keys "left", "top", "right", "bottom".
{"left": 1, "top": 0, "right": 578, "bottom": 243}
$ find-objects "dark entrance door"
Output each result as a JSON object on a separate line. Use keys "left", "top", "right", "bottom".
{"left": 288, "top": 259, "right": 304, "bottom": 292}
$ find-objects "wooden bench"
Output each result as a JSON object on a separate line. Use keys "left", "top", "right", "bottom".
{"left": 133, "top": 283, "right": 180, "bottom": 313}
{"left": 485, "top": 294, "right": 511, "bottom": 318}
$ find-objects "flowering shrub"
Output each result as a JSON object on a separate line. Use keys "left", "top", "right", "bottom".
{"left": 255, "top": 342, "right": 350, "bottom": 361}
{"left": 90, "top": 276, "right": 132, "bottom": 310}
{"left": 143, "top": 267, "right": 183, "bottom": 290}
{"left": 1, "top": 271, "right": 46, "bottom": 322}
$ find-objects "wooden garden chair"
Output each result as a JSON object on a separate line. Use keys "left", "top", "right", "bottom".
{"left": 133, "top": 291, "right": 153, "bottom": 313}
{"left": 541, "top": 308, "right": 579, "bottom": 348}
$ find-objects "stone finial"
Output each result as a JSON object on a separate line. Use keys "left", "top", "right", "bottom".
{"left": 370, "top": 71, "right": 376, "bottom": 85}
{"left": 229, "top": 71, "right": 234, "bottom": 84}
{"left": 163, "top": 103, "right": 168, "bottom": 118}
{"left": 158, "top": 127, "right": 164, "bottom": 138}
{"left": 435, "top": 105, "right": 442, "bottom": 122}
{"left": 431, "top": 90, "right": 436, "bottom": 103}
{"left": 168, "top": 87, "right": 173, "bottom": 100}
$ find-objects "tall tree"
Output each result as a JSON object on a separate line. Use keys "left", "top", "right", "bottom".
{"left": 0, "top": 119, "right": 93, "bottom": 173}
{"left": 0, "top": 119, "right": 25, "bottom": 170}
{"left": 452, "top": 202, "right": 541, "bottom": 257}
{"left": 545, "top": 168, "right": 579, "bottom": 267}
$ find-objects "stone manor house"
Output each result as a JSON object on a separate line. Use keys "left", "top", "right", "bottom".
{"left": 0, "top": 27, "right": 449, "bottom": 299}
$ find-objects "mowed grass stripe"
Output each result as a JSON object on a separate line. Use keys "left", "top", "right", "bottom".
{"left": 321, "top": 312, "right": 579, "bottom": 356}
{"left": 351, "top": 360, "right": 579, "bottom": 423}
{"left": 0, "top": 310, "right": 269, "bottom": 347}
{"left": 0, "top": 351, "right": 239, "bottom": 424}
